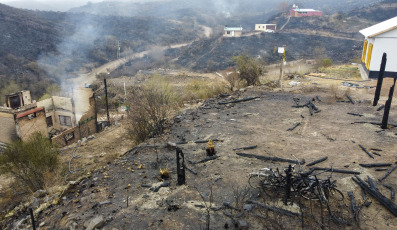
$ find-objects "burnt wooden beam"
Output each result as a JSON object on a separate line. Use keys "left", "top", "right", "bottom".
{"left": 194, "top": 139, "right": 221, "bottom": 144}
{"left": 232, "top": 145, "right": 258, "bottom": 151}
{"left": 377, "top": 105, "right": 385, "bottom": 111}
{"left": 379, "top": 166, "right": 397, "bottom": 182}
{"left": 218, "top": 96, "right": 260, "bottom": 105}
{"left": 310, "top": 167, "right": 360, "bottom": 175}
{"left": 352, "top": 175, "right": 397, "bottom": 217}
{"left": 372, "top": 152, "right": 381, "bottom": 156}
{"left": 359, "top": 163, "right": 392, "bottom": 168}
{"left": 358, "top": 144, "right": 374, "bottom": 159}
{"left": 351, "top": 121, "right": 397, "bottom": 127}
{"left": 347, "top": 112, "right": 363, "bottom": 117}
{"left": 375, "top": 168, "right": 389, "bottom": 171}
{"left": 236, "top": 152, "right": 305, "bottom": 165}
{"left": 287, "top": 122, "right": 301, "bottom": 131}
{"left": 188, "top": 156, "right": 219, "bottom": 164}
{"left": 383, "top": 184, "right": 395, "bottom": 200}
{"left": 347, "top": 95, "right": 356, "bottom": 104}
{"left": 348, "top": 192, "right": 359, "bottom": 222}
{"left": 373, "top": 53, "right": 387, "bottom": 106}
{"left": 367, "top": 176, "right": 378, "bottom": 190}
{"left": 306, "top": 157, "right": 328, "bottom": 167}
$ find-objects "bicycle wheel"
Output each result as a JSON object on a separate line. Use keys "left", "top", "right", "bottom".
{"left": 249, "top": 174, "right": 265, "bottom": 188}
{"left": 328, "top": 187, "right": 344, "bottom": 202}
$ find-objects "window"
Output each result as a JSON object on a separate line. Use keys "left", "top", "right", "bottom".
{"left": 59, "top": 115, "right": 72, "bottom": 127}
{"left": 28, "top": 113, "right": 36, "bottom": 120}
{"left": 366, "top": 43, "right": 373, "bottom": 69}
{"left": 362, "top": 40, "right": 368, "bottom": 63}
{"left": 227, "top": 31, "right": 231, "bottom": 34}
{"left": 46, "top": 116, "right": 53, "bottom": 127}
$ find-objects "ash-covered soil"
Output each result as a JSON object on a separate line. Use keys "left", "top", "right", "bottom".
{"left": 7, "top": 83, "right": 397, "bottom": 230}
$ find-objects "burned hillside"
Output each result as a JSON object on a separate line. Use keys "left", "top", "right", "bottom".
{"left": 3, "top": 76, "right": 397, "bottom": 229}
{"left": 175, "top": 33, "right": 361, "bottom": 72}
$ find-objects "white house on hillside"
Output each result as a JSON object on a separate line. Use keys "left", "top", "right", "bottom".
{"left": 224, "top": 26, "right": 243, "bottom": 37}
{"left": 359, "top": 16, "right": 397, "bottom": 79}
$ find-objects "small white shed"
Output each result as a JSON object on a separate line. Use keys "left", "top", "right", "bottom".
{"left": 359, "top": 16, "right": 397, "bottom": 79}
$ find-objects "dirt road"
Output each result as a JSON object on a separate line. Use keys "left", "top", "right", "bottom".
{"left": 71, "top": 25, "right": 213, "bottom": 88}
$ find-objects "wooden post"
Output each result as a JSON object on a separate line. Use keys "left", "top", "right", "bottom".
{"left": 279, "top": 53, "right": 285, "bottom": 90}
{"left": 104, "top": 78, "right": 110, "bottom": 123}
{"left": 381, "top": 78, "right": 396, "bottom": 129}
{"left": 176, "top": 148, "right": 186, "bottom": 185}
{"left": 373, "top": 53, "right": 387, "bottom": 106}
{"left": 29, "top": 207, "right": 36, "bottom": 230}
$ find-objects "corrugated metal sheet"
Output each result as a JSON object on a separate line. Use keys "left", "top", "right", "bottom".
{"left": 360, "top": 16, "right": 397, "bottom": 38}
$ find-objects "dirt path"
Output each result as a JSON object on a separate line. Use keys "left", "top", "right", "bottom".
{"left": 70, "top": 25, "right": 213, "bottom": 88}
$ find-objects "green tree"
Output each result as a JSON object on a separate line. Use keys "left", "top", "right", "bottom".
{"left": 233, "top": 55, "right": 265, "bottom": 86}
{"left": 0, "top": 133, "right": 59, "bottom": 192}
{"left": 321, "top": 59, "right": 333, "bottom": 68}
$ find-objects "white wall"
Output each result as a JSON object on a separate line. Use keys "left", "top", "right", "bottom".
{"left": 370, "top": 36, "right": 397, "bottom": 72}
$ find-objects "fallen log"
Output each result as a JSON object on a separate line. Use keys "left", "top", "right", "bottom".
{"left": 232, "top": 145, "right": 258, "bottom": 151}
{"left": 347, "top": 112, "right": 363, "bottom": 117}
{"left": 379, "top": 166, "right": 397, "bottom": 182}
{"left": 358, "top": 144, "right": 374, "bottom": 159}
{"left": 311, "top": 167, "right": 360, "bottom": 175}
{"left": 383, "top": 184, "right": 395, "bottom": 200}
{"left": 287, "top": 122, "right": 301, "bottom": 131}
{"left": 218, "top": 96, "right": 260, "bottom": 105}
{"left": 188, "top": 156, "right": 219, "bottom": 164}
{"left": 246, "top": 200, "right": 300, "bottom": 218}
{"left": 348, "top": 191, "right": 359, "bottom": 222}
{"left": 352, "top": 176, "right": 397, "bottom": 217}
{"left": 306, "top": 157, "right": 328, "bottom": 167}
{"left": 347, "top": 95, "right": 355, "bottom": 104}
{"left": 236, "top": 152, "right": 305, "bottom": 165}
{"left": 359, "top": 163, "right": 392, "bottom": 168}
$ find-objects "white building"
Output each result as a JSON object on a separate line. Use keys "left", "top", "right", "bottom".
{"left": 224, "top": 26, "right": 243, "bottom": 37}
{"left": 255, "top": 24, "right": 276, "bottom": 32}
{"left": 359, "top": 16, "right": 397, "bottom": 79}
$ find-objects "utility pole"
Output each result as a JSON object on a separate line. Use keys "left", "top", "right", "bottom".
{"left": 104, "top": 78, "right": 110, "bottom": 124}
{"left": 278, "top": 46, "right": 286, "bottom": 90}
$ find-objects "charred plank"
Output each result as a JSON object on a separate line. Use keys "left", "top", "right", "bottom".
{"left": 347, "top": 95, "right": 355, "bottom": 104}
{"left": 383, "top": 184, "right": 395, "bottom": 200}
{"left": 287, "top": 122, "right": 301, "bottom": 131}
{"left": 379, "top": 166, "right": 397, "bottom": 182}
{"left": 358, "top": 144, "right": 374, "bottom": 159}
{"left": 188, "top": 156, "right": 219, "bottom": 164}
{"left": 347, "top": 112, "right": 363, "bottom": 117}
{"left": 359, "top": 163, "right": 392, "bottom": 168}
{"left": 352, "top": 175, "right": 397, "bottom": 217}
{"left": 218, "top": 96, "right": 260, "bottom": 105}
{"left": 236, "top": 152, "right": 305, "bottom": 165}
{"left": 311, "top": 167, "right": 360, "bottom": 175}
{"left": 232, "top": 145, "right": 258, "bottom": 151}
{"left": 306, "top": 157, "right": 328, "bottom": 167}
{"left": 348, "top": 191, "right": 359, "bottom": 222}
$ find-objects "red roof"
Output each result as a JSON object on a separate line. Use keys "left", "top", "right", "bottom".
{"left": 16, "top": 107, "right": 45, "bottom": 119}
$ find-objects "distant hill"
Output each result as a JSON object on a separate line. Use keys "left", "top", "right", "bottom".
{"left": 0, "top": 3, "right": 200, "bottom": 103}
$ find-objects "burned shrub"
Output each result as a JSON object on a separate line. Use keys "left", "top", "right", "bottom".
{"left": 233, "top": 55, "right": 265, "bottom": 86}
{"left": 126, "top": 76, "right": 176, "bottom": 144}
